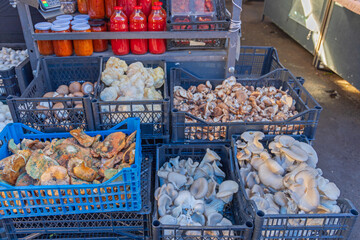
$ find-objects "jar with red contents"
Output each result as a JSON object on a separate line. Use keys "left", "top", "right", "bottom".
{"left": 153, "top": 1, "right": 166, "bottom": 19}
{"left": 51, "top": 24, "right": 73, "bottom": 57}
{"left": 72, "top": 24, "right": 94, "bottom": 56}
{"left": 35, "top": 22, "right": 54, "bottom": 55}
{"left": 88, "top": 0, "right": 105, "bottom": 19}
{"left": 105, "top": 0, "right": 116, "bottom": 18}
{"left": 138, "top": 0, "right": 152, "bottom": 17}
{"left": 117, "top": 0, "right": 136, "bottom": 18}
{"left": 110, "top": 6, "right": 129, "bottom": 55}
{"left": 77, "top": 0, "right": 88, "bottom": 13}
{"left": 89, "top": 19, "right": 108, "bottom": 52}
{"left": 130, "top": 6, "right": 147, "bottom": 54}
{"left": 148, "top": 6, "right": 166, "bottom": 54}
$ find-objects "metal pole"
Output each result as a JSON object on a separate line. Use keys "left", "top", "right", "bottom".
{"left": 226, "top": 0, "right": 242, "bottom": 77}
{"left": 16, "top": 2, "right": 39, "bottom": 72}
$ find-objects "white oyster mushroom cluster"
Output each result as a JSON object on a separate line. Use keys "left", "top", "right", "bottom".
{"left": 100, "top": 57, "right": 165, "bottom": 105}
{"left": 0, "top": 102, "right": 13, "bottom": 131}
{"left": 155, "top": 148, "right": 239, "bottom": 236}
{"left": 237, "top": 132, "right": 341, "bottom": 219}
{"left": 0, "top": 48, "right": 28, "bottom": 70}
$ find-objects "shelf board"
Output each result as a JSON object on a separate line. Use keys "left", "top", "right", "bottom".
{"left": 40, "top": 48, "right": 228, "bottom": 62}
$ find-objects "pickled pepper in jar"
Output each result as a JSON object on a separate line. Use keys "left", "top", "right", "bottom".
{"left": 35, "top": 22, "right": 54, "bottom": 56}
{"left": 105, "top": 0, "right": 116, "bottom": 18}
{"left": 77, "top": 0, "right": 88, "bottom": 13}
{"left": 110, "top": 6, "right": 129, "bottom": 55}
{"left": 117, "top": 0, "right": 136, "bottom": 18}
{"left": 138, "top": 0, "right": 152, "bottom": 17}
{"left": 148, "top": 6, "right": 166, "bottom": 54}
{"left": 130, "top": 6, "right": 147, "bottom": 54}
{"left": 88, "top": 0, "right": 105, "bottom": 19}
{"left": 51, "top": 24, "right": 73, "bottom": 57}
{"left": 89, "top": 19, "right": 108, "bottom": 52}
{"left": 72, "top": 24, "right": 93, "bottom": 56}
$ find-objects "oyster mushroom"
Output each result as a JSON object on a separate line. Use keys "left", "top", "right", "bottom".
{"left": 158, "top": 194, "right": 172, "bottom": 217}
{"left": 200, "top": 148, "right": 220, "bottom": 167}
{"left": 190, "top": 178, "right": 208, "bottom": 199}
{"left": 167, "top": 172, "right": 187, "bottom": 190}
{"left": 241, "top": 131, "right": 265, "bottom": 154}
{"left": 40, "top": 165, "right": 70, "bottom": 185}
{"left": 216, "top": 180, "right": 239, "bottom": 203}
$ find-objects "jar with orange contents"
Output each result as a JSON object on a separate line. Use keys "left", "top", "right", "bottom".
{"left": 72, "top": 24, "right": 94, "bottom": 56}
{"left": 89, "top": 19, "right": 108, "bottom": 52}
{"left": 88, "top": 0, "right": 105, "bottom": 19}
{"left": 77, "top": 0, "right": 88, "bottom": 13}
{"left": 51, "top": 24, "right": 73, "bottom": 57}
{"left": 34, "top": 22, "right": 54, "bottom": 55}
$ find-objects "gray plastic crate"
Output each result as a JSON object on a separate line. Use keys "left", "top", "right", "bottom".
{"left": 170, "top": 68, "right": 322, "bottom": 143}
{"left": 0, "top": 153, "right": 153, "bottom": 240}
{"left": 231, "top": 135, "right": 359, "bottom": 240}
{"left": 7, "top": 56, "right": 101, "bottom": 132}
{"left": 152, "top": 144, "right": 254, "bottom": 240}
{"left": 92, "top": 58, "right": 170, "bottom": 140}
{"left": 235, "top": 46, "right": 285, "bottom": 79}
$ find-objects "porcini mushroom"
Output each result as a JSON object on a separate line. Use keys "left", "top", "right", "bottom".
{"left": 69, "top": 82, "right": 81, "bottom": 93}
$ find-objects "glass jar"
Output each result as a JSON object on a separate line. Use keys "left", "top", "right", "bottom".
{"left": 130, "top": 6, "right": 147, "bottom": 54}
{"left": 110, "top": 6, "right": 129, "bottom": 55}
{"left": 148, "top": 6, "right": 166, "bottom": 54}
{"left": 52, "top": 19, "right": 71, "bottom": 26}
{"left": 153, "top": 1, "right": 166, "bottom": 19}
{"left": 88, "top": 0, "right": 105, "bottom": 19}
{"left": 105, "top": 0, "right": 116, "bottom": 19}
{"left": 117, "top": 0, "right": 136, "bottom": 18}
{"left": 74, "top": 15, "right": 90, "bottom": 20}
{"left": 34, "top": 22, "right": 54, "bottom": 56}
{"left": 56, "top": 15, "right": 73, "bottom": 21}
{"left": 77, "top": 0, "right": 88, "bottom": 13}
{"left": 72, "top": 24, "right": 94, "bottom": 56}
{"left": 138, "top": 0, "right": 152, "bottom": 17}
{"left": 89, "top": 19, "right": 108, "bottom": 52}
{"left": 51, "top": 24, "right": 73, "bottom": 57}
{"left": 60, "top": 1, "right": 77, "bottom": 14}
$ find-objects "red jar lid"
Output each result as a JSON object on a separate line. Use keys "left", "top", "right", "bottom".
{"left": 152, "top": 6, "right": 161, "bottom": 10}
{"left": 114, "top": 6, "right": 123, "bottom": 10}
{"left": 134, "top": 6, "right": 142, "bottom": 9}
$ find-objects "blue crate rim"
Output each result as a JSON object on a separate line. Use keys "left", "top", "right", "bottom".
{"left": 0, "top": 118, "right": 141, "bottom": 191}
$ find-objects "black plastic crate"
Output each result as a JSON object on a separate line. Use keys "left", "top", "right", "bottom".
{"left": 170, "top": 68, "right": 322, "bottom": 143}
{"left": 7, "top": 56, "right": 102, "bottom": 132}
{"left": 152, "top": 144, "right": 253, "bottom": 239}
{"left": 234, "top": 46, "right": 285, "bottom": 79}
{"left": 92, "top": 58, "right": 170, "bottom": 140}
{"left": 167, "top": 38, "right": 227, "bottom": 50}
{"left": 231, "top": 135, "right": 359, "bottom": 240}
{"left": 0, "top": 154, "right": 153, "bottom": 240}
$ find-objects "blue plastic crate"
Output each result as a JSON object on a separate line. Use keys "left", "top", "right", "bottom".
{"left": 231, "top": 135, "right": 358, "bottom": 240}
{"left": 0, "top": 118, "right": 142, "bottom": 219}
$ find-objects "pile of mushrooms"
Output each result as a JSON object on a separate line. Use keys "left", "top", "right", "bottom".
{"left": 0, "top": 102, "right": 13, "bottom": 132}
{"left": 174, "top": 76, "right": 302, "bottom": 140}
{"left": 236, "top": 131, "right": 341, "bottom": 223}
{"left": 155, "top": 148, "right": 239, "bottom": 236}
{"left": 36, "top": 81, "right": 94, "bottom": 124}
{"left": 0, "top": 47, "right": 28, "bottom": 71}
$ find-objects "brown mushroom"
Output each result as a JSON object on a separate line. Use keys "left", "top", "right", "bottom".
{"left": 73, "top": 162, "right": 98, "bottom": 182}
{"left": 69, "top": 82, "right": 81, "bottom": 93}
{"left": 70, "top": 128, "right": 96, "bottom": 147}
{"left": 15, "top": 172, "right": 37, "bottom": 186}
{"left": 73, "top": 92, "right": 84, "bottom": 105}
{"left": 52, "top": 102, "right": 68, "bottom": 120}
{"left": 56, "top": 85, "right": 69, "bottom": 95}
{"left": 0, "top": 151, "right": 31, "bottom": 185}
{"left": 40, "top": 165, "right": 70, "bottom": 185}
{"left": 81, "top": 82, "right": 94, "bottom": 95}
{"left": 36, "top": 105, "right": 50, "bottom": 119}
{"left": 43, "top": 92, "right": 55, "bottom": 98}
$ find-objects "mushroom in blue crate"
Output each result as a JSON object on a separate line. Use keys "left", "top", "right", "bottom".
{"left": 155, "top": 148, "right": 239, "bottom": 236}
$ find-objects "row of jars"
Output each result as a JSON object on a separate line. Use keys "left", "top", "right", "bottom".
{"left": 35, "top": 4, "right": 166, "bottom": 57}
{"left": 79, "top": 0, "right": 160, "bottom": 19}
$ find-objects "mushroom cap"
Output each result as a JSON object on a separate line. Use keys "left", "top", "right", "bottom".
{"left": 56, "top": 85, "right": 69, "bottom": 95}
{"left": 200, "top": 148, "right": 221, "bottom": 166}
{"left": 81, "top": 82, "right": 94, "bottom": 94}
{"left": 212, "top": 161, "right": 225, "bottom": 178}
{"left": 207, "top": 212, "right": 223, "bottom": 226}
{"left": 281, "top": 145, "right": 308, "bottom": 162}
{"left": 318, "top": 182, "right": 340, "bottom": 201}
{"left": 296, "top": 142, "right": 318, "bottom": 168}
{"left": 278, "top": 135, "right": 296, "bottom": 148}
{"left": 69, "top": 82, "right": 81, "bottom": 93}
{"left": 167, "top": 172, "right": 187, "bottom": 190}
{"left": 218, "top": 180, "right": 239, "bottom": 194}
{"left": 43, "top": 92, "right": 55, "bottom": 98}
{"left": 158, "top": 194, "right": 172, "bottom": 217}
{"left": 159, "top": 214, "right": 177, "bottom": 225}
{"left": 205, "top": 179, "right": 217, "bottom": 200}
{"left": 40, "top": 165, "right": 70, "bottom": 185}
{"left": 190, "top": 177, "right": 208, "bottom": 199}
